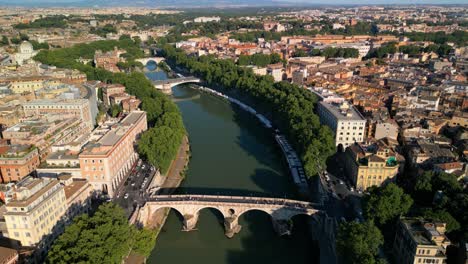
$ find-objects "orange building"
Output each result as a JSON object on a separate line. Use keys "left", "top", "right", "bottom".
{"left": 78, "top": 111, "right": 147, "bottom": 197}
{"left": 0, "top": 145, "right": 40, "bottom": 183}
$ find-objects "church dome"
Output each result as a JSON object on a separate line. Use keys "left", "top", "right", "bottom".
{"left": 19, "top": 41, "right": 33, "bottom": 54}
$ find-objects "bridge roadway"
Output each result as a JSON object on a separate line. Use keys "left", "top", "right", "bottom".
{"left": 137, "top": 194, "right": 321, "bottom": 238}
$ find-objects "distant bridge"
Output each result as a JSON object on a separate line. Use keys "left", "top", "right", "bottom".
{"left": 152, "top": 77, "right": 201, "bottom": 94}
{"left": 135, "top": 57, "right": 165, "bottom": 65}
{"left": 137, "top": 194, "right": 320, "bottom": 237}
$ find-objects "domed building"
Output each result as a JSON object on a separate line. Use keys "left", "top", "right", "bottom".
{"left": 14, "top": 41, "right": 38, "bottom": 65}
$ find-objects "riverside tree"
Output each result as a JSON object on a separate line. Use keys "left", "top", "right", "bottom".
{"left": 47, "top": 203, "right": 157, "bottom": 263}
{"left": 336, "top": 221, "right": 384, "bottom": 264}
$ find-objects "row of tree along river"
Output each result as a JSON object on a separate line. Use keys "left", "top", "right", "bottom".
{"left": 145, "top": 65, "right": 318, "bottom": 264}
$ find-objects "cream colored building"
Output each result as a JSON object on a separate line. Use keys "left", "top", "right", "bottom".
{"left": 393, "top": 218, "right": 451, "bottom": 264}
{"left": 3, "top": 176, "right": 92, "bottom": 253}
{"left": 4, "top": 177, "right": 66, "bottom": 248}
{"left": 317, "top": 101, "right": 366, "bottom": 148}
{"left": 344, "top": 140, "right": 401, "bottom": 190}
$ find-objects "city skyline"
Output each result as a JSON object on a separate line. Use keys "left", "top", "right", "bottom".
{"left": 1, "top": 0, "right": 467, "bottom": 7}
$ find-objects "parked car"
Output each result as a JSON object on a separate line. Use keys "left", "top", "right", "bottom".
{"left": 124, "top": 193, "right": 129, "bottom": 199}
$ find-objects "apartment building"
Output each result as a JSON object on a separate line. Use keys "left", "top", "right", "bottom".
{"left": 102, "top": 84, "right": 125, "bottom": 106}
{"left": 22, "top": 99, "right": 95, "bottom": 127}
{"left": 78, "top": 111, "right": 147, "bottom": 197}
{"left": 94, "top": 47, "right": 123, "bottom": 73}
{"left": 3, "top": 177, "right": 66, "bottom": 249}
{"left": 344, "top": 142, "right": 400, "bottom": 190}
{"left": 317, "top": 100, "right": 366, "bottom": 148}
{"left": 393, "top": 218, "right": 451, "bottom": 264}
{"left": 6, "top": 76, "right": 44, "bottom": 94}
{"left": 267, "top": 63, "right": 284, "bottom": 82}
{"left": 0, "top": 145, "right": 40, "bottom": 183}
{"left": 59, "top": 175, "right": 92, "bottom": 224}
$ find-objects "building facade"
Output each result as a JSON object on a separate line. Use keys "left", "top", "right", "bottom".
{"left": 3, "top": 177, "right": 66, "bottom": 249}
{"left": 78, "top": 111, "right": 147, "bottom": 197}
{"left": 393, "top": 218, "right": 451, "bottom": 264}
{"left": 317, "top": 101, "right": 366, "bottom": 148}
{"left": 344, "top": 142, "right": 399, "bottom": 190}
{"left": 0, "top": 146, "right": 40, "bottom": 183}
{"left": 22, "top": 99, "right": 95, "bottom": 127}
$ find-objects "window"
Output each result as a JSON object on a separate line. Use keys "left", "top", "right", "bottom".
{"left": 25, "top": 232, "right": 31, "bottom": 237}
{"left": 14, "top": 232, "right": 19, "bottom": 237}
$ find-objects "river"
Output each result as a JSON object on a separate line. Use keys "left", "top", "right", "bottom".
{"left": 145, "top": 64, "right": 318, "bottom": 264}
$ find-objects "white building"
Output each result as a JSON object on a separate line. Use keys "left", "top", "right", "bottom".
{"left": 14, "top": 41, "right": 38, "bottom": 66}
{"left": 194, "top": 16, "right": 221, "bottom": 23}
{"left": 317, "top": 100, "right": 366, "bottom": 148}
{"left": 267, "top": 64, "right": 284, "bottom": 82}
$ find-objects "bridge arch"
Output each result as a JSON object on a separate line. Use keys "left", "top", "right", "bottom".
{"left": 146, "top": 206, "right": 185, "bottom": 229}
{"left": 195, "top": 206, "right": 231, "bottom": 219}
{"left": 236, "top": 208, "right": 274, "bottom": 220}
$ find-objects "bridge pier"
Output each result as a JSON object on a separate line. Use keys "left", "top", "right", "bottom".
{"left": 162, "top": 84, "right": 172, "bottom": 95}
{"left": 224, "top": 215, "right": 242, "bottom": 238}
{"left": 272, "top": 219, "right": 293, "bottom": 236}
{"left": 183, "top": 213, "right": 199, "bottom": 231}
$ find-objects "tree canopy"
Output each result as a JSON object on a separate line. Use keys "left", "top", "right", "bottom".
{"left": 363, "top": 183, "right": 413, "bottom": 226}
{"left": 336, "top": 221, "right": 384, "bottom": 264}
{"left": 47, "top": 203, "right": 157, "bottom": 263}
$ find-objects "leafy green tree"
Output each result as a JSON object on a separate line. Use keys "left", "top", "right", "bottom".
{"left": 14, "top": 15, "right": 67, "bottom": 29}
{"left": 132, "top": 228, "right": 158, "bottom": 257}
{"left": 432, "top": 172, "right": 462, "bottom": 194}
{"left": 138, "top": 126, "right": 182, "bottom": 174}
{"left": 10, "top": 37, "right": 20, "bottom": 44}
{"left": 47, "top": 203, "right": 134, "bottom": 263}
{"left": 336, "top": 221, "right": 384, "bottom": 264}
{"left": 292, "top": 49, "right": 308, "bottom": 57}
{"left": 414, "top": 171, "right": 433, "bottom": 203}
{"left": 109, "top": 104, "right": 122, "bottom": 117}
{"left": 19, "top": 33, "right": 29, "bottom": 41}
{"left": 363, "top": 183, "right": 413, "bottom": 226}
{"left": 0, "top": 35, "right": 8, "bottom": 46}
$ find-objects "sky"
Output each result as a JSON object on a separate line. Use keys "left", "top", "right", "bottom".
{"left": 0, "top": 0, "right": 466, "bottom": 7}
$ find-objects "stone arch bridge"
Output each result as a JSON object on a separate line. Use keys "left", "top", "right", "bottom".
{"left": 152, "top": 77, "right": 201, "bottom": 94}
{"left": 137, "top": 195, "right": 321, "bottom": 238}
{"left": 135, "top": 57, "right": 165, "bottom": 66}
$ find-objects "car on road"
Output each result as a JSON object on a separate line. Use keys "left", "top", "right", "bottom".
{"left": 339, "top": 180, "right": 344, "bottom": 185}
{"left": 350, "top": 187, "right": 354, "bottom": 192}
{"left": 124, "top": 193, "right": 129, "bottom": 199}
{"left": 131, "top": 182, "right": 135, "bottom": 186}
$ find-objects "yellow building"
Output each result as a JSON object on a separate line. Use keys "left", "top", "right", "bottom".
{"left": 3, "top": 176, "right": 92, "bottom": 256}
{"left": 4, "top": 177, "right": 66, "bottom": 249}
{"left": 393, "top": 218, "right": 451, "bottom": 264}
{"left": 4, "top": 76, "right": 59, "bottom": 94}
{"left": 345, "top": 140, "right": 400, "bottom": 190}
